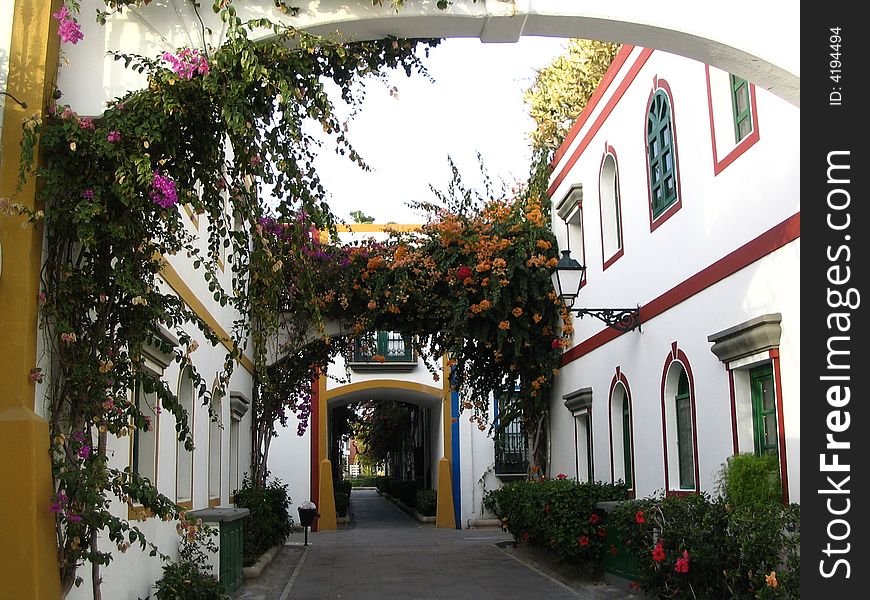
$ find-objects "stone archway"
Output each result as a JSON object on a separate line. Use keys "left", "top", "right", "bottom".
{"left": 58, "top": 0, "right": 798, "bottom": 117}
{"left": 313, "top": 378, "right": 450, "bottom": 530}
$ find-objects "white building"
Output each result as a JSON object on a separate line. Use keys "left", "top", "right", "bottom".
{"left": 546, "top": 45, "right": 800, "bottom": 503}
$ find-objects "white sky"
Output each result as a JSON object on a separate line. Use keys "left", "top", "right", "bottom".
{"left": 312, "top": 36, "right": 570, "bottom": 224}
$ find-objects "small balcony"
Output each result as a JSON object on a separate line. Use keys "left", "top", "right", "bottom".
{"left": 494, "top": 424, "right": 528, "bottom": 480}
{"left": 349, "top": 331, "right": 417, "bottom": 372}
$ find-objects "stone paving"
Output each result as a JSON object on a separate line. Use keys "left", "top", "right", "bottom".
{"left": 234, "top": 488, "right": 638, "bottom": 600}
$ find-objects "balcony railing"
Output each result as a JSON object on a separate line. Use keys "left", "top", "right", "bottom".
{"left": 350, "top": 331, "right": 417, "bottom": 370}
{"left": 494, "top": 421, "right": 528, "bottom": 479}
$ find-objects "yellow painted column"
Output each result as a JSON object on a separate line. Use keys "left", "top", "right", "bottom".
{"left": 315, "top": 375, "right": 337, "bottom": 530}
{"left": 0, "top": 0, "right": 63, "bottom": 597}
{"left": 435, "top": 356, "right": 456, "bottom": 529}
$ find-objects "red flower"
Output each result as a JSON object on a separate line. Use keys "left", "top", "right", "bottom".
{"left": 675, "top": 550, "right": 690, "bottom": 573}
{"left": 652, "top": 542, "right": 666, "bottom": 563}
{"left": 610, "top": 544, "right": 618, "bottom": 557}
{"left": 597, "top": 527, "right": 606, "bottom": 538}
{"left": 456, "top": 266, "right": 473, "bottom": 280}
{"left": 556, "top": 473, "right": 567, "bottom": 480}
{"left": 635, "top": 510, "right": 645, "bottom": 524}
{"left": 522, "top": 531, "right": 529, "bottom": 542}
{"left": 578, "top": 536, "right": 590, "bottom": 547}
{"left": 588, "top": 513, "right": 601, "bottom": 525}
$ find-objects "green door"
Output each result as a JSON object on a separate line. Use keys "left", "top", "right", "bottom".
{"left": 750, "top": 365, "right": 778, "bottom": 456}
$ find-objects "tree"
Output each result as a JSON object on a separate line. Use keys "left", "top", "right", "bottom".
{"left": 524, "top": 39, "right": 621, "bottom": 154}
{"left": 350, "top": 209, "right": 375, "bottom": 223}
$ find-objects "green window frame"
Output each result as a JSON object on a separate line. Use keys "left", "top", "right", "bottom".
{"left": 622, "top": 398, "right": 633, "bottom": 489}
{"left": 353, "top": 330, "right": 414, "bottom": 363}
{"left": 675, "top": 370, "right": 695, "bottom": 489}
{"left": 750, "top": 364, "right": 778, "bottom": 456}
{"left": 730, "top": 74, "right": 753, "bottom": 142}
{"left": 647, "top": 90, "right": 678, "bottom": 218}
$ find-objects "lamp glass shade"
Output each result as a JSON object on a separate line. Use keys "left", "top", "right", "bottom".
{"left": 551, "top": 250, "right": 585, "bottom": 309}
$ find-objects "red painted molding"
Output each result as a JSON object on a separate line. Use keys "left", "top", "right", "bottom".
{"left": 549, "top": 48, "right": 655, "bottom": 199}
{"left": 659, "top": 347, "right": 701, "bottom": 495}
{"left": 598, "top": 145, "right": 625, "bottom": 271}
{"left": 770, "top": 349, "right": 790, "bottom": 504}
{"left": 607, "top": 370, "right": 635, "bottom": 494}
{"left": 705, "top": 65, "right": 761, "bottom": 176}
{"left": 559, "top": 212, "right": 800, "bottom": 366}
{"left": 552, "top": 45, "right": 637, "bottom": 168}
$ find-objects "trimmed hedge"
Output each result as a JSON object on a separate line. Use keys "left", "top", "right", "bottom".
{"left": 483, "top": 478, "right": 630, "bottom": 568}
{"left": 233, "top": 476, "right": 294, "bottom": 567}
{"left": 415, "top": 489, "right": 437, "bottom": 516}
{"left": 610, "top": 493, "right": 800, "bottom": 599}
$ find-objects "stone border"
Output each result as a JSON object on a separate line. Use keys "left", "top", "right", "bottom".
{"left": 243, "top": 544, "right": 281, "bottom": 579}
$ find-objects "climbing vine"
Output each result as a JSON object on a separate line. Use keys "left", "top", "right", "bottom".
{"left": 10, "top": 1, "right": 438, "bottom": 596}
{"left": 6, "top": 0, "right": 572, "bottom": 596}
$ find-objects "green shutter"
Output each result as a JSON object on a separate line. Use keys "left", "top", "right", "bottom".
{"left": 750, "top": 365, "right": 778, "bottom": 456}
{"left": 730, "top": 74, "right": 753, "bottom": 142}
{"left": 647, "top": 90, "right": 678, "bottom": 218}
{"left": 622, "top": 400, "right": 633, "bottom": 488}
{"left": 675, "top": 370, "right": 695, "bottom": 489}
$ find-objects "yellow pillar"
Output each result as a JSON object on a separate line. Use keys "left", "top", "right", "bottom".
{"left": 0, "top": 0, "right": 63, "bottom": 597}
{"left": 316, "top": 459, "right": 337, "bottom": 531}
{"left": 314, "top": 376, "right": 337, "bottom": 530}
{"left": 435, "top": 356, "right": 456, "bottom": 529}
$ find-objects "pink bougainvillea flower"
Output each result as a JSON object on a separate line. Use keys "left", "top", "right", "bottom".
{"left": 67, "top": 513, "right": 82, "bottom": 523}
{"left": 674, "top": 550, "right": 690, "bottom": 573}
{"left": 652, "top": 542, "right": 666, "bottom": 563}
{"left": 162, "top": 48, "right": 209, "bottom": 80}
{"left": 78, "top": 444, "right": 92, "bottom": 459}
{"left": 53, "top": 6, "right": 84, "bottom": 45}
{"left": 556, "top": 473, "right": 567, "bottom": 480}
{"left": 107, "top": 130, "right": 121, "bottom": 143}
{"left": 79, "top": 117, "right": 95, "bottom": 130}
{"left": 150, "top": 171, "right": 178, "bottom": 208}
{"left": 635, "top": 510, "right": 646, "bottom": 524}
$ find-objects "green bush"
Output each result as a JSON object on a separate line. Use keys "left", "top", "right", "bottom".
{"left": 233, "top": 476, "right": 294, "bottom": 566}
{"left": 415, "top": 489, "right": 437, "bottom": 516}
{"left": 152, "top": 515, "right": 227, "bottom": 599}
{"left": 374, "top": 476, "right": 390, "bottom": 493}
{"left": 609, "top": 493, "right": 800, "bottom": 599}
{"left": 483, "top": 478, "right": 630, "bottom": 568}
{"left": 153, "top": 561, "right": 227, "bottom": 600}
{"left": 718, "top": 452, "right": 782, "bottom": 507}
{"left": 386, "top": 479, "right": 421, "bottom": 507}
{"left": 346, "top": 476, "right": 380, "bottom": 487}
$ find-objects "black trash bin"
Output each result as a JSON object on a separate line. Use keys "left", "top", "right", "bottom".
{"left": 298, "top": 505, "right": 319, "bottom": 546}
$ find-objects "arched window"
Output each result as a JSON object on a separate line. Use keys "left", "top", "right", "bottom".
{"left": 674, "top": 369, "right": 695, "bottom": 489}
{"left": 646, "top": 86, "right": 681, "bottom": 225}
{"left": 208, "top": 383, "right": 223, "bottom": 505}
{"left": 661, "top": 348, "right": 699, "bottom": 493}
{"left": 175, "top": 368, "right": 194, "bottom": 506}
{"left": 599, "top": 150, "right": 623, "bottom": 268}
{"left": 610, "top": 379, "right": 634, "bottom": 492}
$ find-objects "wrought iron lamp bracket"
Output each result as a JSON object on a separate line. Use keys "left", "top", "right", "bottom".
{"left": 571, "top": 306, "right": 642, "bottom": 333}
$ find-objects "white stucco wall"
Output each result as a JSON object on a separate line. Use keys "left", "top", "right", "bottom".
{"left": 547, "top": 47, "right": 800, "bottom": 503}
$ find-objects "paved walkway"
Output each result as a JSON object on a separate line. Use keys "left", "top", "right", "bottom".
{"left": 235, "top": 489, "right": 637, "bottom": 600}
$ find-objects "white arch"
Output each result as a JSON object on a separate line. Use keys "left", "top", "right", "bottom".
{"left": 62, "top": 0, "right": 798, "bottom": 115}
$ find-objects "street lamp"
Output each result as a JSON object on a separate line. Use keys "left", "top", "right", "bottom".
{"left": 550, "top": 248, "right": 641, "bottom": 333}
